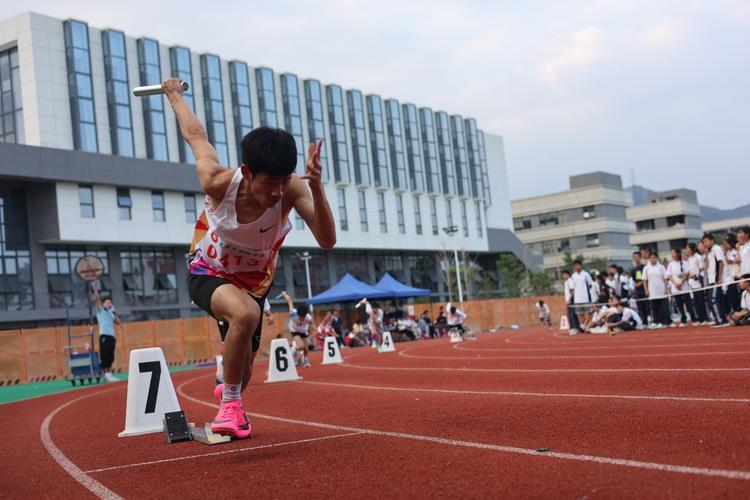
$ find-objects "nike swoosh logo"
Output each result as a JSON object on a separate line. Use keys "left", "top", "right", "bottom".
{"left": 260, "top": 225, "right": 275, "bottom": 233}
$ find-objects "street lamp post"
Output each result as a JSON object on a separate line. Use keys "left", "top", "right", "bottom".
{"left": 298, "top": 251, "right": 313, "bottom": 312}
{"left": 442, "top": 225, "right": 463, "bottom": 305}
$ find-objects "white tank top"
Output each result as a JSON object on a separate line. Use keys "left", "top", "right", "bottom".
{"left": 189, "top": 169, "right": 292, "bottom": 298}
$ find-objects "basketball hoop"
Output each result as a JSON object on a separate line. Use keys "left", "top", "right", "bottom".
{"left": 75, "top": 255, "right": 104, "bottom": 282}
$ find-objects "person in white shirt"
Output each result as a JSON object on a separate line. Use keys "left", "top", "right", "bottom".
{"left": 723, "top": 233, "right": 742, "bottom": 315}
{"left": 643, "top": 252, "right": 670, "bottom": 327}
{"left": 702, "top": 232, "right": 728, "bottom": 325}
{"left": 738, "top": 227, "right": 750, "bottom": 276}
{"left": 561, "top": 269, "right": 581, "bottom": 332}
{"left": 536, "top": 300, "right": 551, "bottom": 328}
{"left": 666, "top": 247, "right": 692, "bottom": 326}
{"left": 685, "top": 243, "right": 709, "bottom": 324}
{"left": 282, "top": 291, "right": 315, "bottom": 367}
{"left": 609, "top": 302, "right": 644, "bottom": 332}
{"left": 446, "top": 302, "right": 472, "bottom": 339}
{"left": 731, "top": 274, "right": 750, "bottom": 326}
{"left": 570, "top": 260, "right": 594, "bottom": 329}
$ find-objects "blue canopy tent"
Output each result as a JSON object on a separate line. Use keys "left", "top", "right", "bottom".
{"left": 306, "top": 273, "right": 391, "bottom": 305}
{"left": 372, "top": 273, "right": 431, "bottom": 298}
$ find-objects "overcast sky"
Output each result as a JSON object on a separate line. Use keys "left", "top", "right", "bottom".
{"left": 5, "top": 0, "right": 749, "bottom": 208}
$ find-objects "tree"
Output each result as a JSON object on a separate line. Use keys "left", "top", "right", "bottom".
{"left": 437, "top": 249, "right": 456, "bottom": 302}
{"left": 497, "top": 254, "right": 528, "bottom": 298}
{"left": 527, "top": 270, "right": 555, "bottom": 296}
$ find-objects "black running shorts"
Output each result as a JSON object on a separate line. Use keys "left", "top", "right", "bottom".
{"left": 188, "top": 274, "right": 267, "bottom": 352}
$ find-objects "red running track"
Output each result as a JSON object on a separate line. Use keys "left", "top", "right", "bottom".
{"left": 2, "top": 326, "right": 750, "bottom": 498}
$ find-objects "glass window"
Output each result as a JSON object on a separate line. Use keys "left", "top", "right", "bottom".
{"left": 46, "top": 246, "right": 108, "bottom": 308}
{"left": 582, "top": 206, "right": 596, "bottom": 219}
{"left": 667, "top": 215, "right": 686, "bottom": 227}
{"left": 435, "top": 112, "right": 455, "bottom": 195}
{"left": 475, "top": 201, "right": 483, "bottom": 238}
{"left": 461, "top": 201, "right": 469, "bottom": 237}
{"left": 586, "top": 234, "right": 600, "bottom": 247}
{"left": 78, "top": 185, "right": 94, "bottom": 218}
{"left": 304, "top": 79, "right": 329, "bottom": 181}
{"left": 117, "top": 187, "right": 132, "bottom": 220}
{"left": 450, "top": 115, "right": 469, "bottom": 196}
{"left": 0, "top": 190, "right": 34, "bottom": 310}
{"left": 137, "top": 38, "right": 168, "bottom": 161}
{"left": 378, "top": 192, "right": 387, "bottom": 233}
{"left": 367, "top": 95, "right": 389, "bottom": 188}
{"left": 463, "top": 118, "right": 483, "bottom": 198}
{"left": 636, "top": 219, "right": 655, "bottom": 232}
{"left": 396, "top": 194, "right": 405, "bottom": 234}
{"left": 414, "top": 196, "right": 422, "bottom": 235}
{"left": 358, "top": 190, "right": 368, "bottom": 232}
{"left": 477, "top": 131, "right": 491, "bottom": 203}
{"left": 103, "top": 30, "right": 133, "bottom": 157}
{"left": 385, "top": 99, "right": 406, "bottom": 190}
{"left": 200, "top": 54, "right": 229, "bottom": 166}
{"left": 337, "top": 188, "right": 348, "bottom": 231}
{"left": 256, "top": 68, "right": 277, "bottom": 127}
{"left": 430, "top": 198, "right": 439, "bottom": 235}
{"left": 418, "top": 108, "right": 439, "bottom": 194}
{"left": 120, "top": 247, "right": 178, "bottom": 306}
{"left": 402, "top": 103, "right": 424, "bottom": 192}
{"left": 280, "top": 73, "right": 305, "bottom": 173}
{"left": 64, "top": 21, "right": 98, "bottom": 153}
{"left": 347, "top": 90, "right": 370, "bottom": 185}
{"left": 327, "top": 85, "right": 350, "bottom": 183}
{"left": 184, "top": 193, "right": 197, "bottom": 223}
{"left": 152, "top": 191, "right": 165, "bottom": 222}
{"left": 446, "top": 199, "right": 454, "bottom": 228}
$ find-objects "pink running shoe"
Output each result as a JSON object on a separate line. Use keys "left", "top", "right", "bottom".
{"left": 210, "top": 400, "right": 251, "bottom": 439}
{"left": 214, "top": 383, "right": 223, "bottom": 402}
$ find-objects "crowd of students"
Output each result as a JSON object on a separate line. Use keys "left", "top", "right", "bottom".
{"left": 562, "top": 227, "right": 750, "bottom": 334}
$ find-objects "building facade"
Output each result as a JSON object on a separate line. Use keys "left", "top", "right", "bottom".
{"left": 0, "top": 12, "right": 522, "bottom": 327}
{"left": 511, "top": 172, "right": 634, "bottom": 273}
{"left": 627, "top": 189, "right": 703, "bottom": 256}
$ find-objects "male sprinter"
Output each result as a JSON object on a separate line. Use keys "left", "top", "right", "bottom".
{"left": 162, "top": 79, "right": 336, "bottom": 439}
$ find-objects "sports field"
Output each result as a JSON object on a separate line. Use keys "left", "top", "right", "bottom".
{"left": 2, "top": 326, "right": 750, "bottom": 498}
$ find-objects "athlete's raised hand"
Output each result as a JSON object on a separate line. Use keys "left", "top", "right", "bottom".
{"left": 302, "top": 140, "right": 324, "bottom": 189}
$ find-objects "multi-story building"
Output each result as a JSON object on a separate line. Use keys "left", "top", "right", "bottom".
{"left": 0, "top": 12, "right": 523, "bottom": 327}
{"left": 627, "top": 189, "right": 703, "bottom": 256}
{"left": 511, "top": 172, "right": 634, "bottom": 273}
{"left": 702, "top": 216, "right": 750, "bottom": 237}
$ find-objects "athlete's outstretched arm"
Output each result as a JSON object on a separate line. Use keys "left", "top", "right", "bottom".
{"left": 162, "top": 78, "right": 233, "bottom": 201}
{"left": 281, "top": 291, "right": 295, "bottom": 314}
{"left": 291, "top": 141, "right": 337, "bottom": 250}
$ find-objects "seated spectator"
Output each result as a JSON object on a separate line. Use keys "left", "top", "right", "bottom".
{"left": 731, "top": 274, "right": 750, "bottom": 326}
{"left": 418, "top": 310, "right": 433, "bottom": 339}
{"left": 608, "top": 301, "right": 644, "bottom": 332}
{"left": 435, "top": 307, "right": 448, "bottom": 337}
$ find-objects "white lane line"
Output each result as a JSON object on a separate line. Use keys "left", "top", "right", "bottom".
{"left": 341, "top": 363, "right": 750, "bottom": 373}
{"left": 84, "top": 432, "right": 362, "bottom": 474}
{"left": 300, "top": 380, "right": 750, "bottom": 403}
{"left": 40, "top": 388, "right": 124, "bottom": 500}
{"left": 453, "top": 340, "right": 750, "bottom": 354}
{"left": 177, "top": 375, "right": 750, "bottom": 481}
{"left": 398, "top": 350, "right": 750, "bottom": 361}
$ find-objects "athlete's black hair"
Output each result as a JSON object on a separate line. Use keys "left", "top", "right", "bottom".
{"left": 240, "top": 127, "right": 297, "bottom": 177}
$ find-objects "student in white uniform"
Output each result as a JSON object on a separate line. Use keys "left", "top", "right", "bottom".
{"left": 666, "top": 247, "right": 691, "bottom": 326}
{"left": 643, "top": 252, "right": 670, "bottom": 328}
{"left": 702, "top": 232, "right": 728, "bottom": 325}
{"left": 739, "top": 227, "right": 750, "bottom": 276}
{"left": 731, "top": 274, "right": 750, "bottom": 326}
{"left": 570, "top": 260, "right": 594, "bottom": 331}
{"left": 685, "top": 243, "right": 709, "bottom": 324}
{"left": 561, "top": 269, "right": 581, "bottom": 332}
{"left": 609, "top": 302, "right": 644, "bottom": 332}
{"left": 724, "top": 233, "right": 742, "bottom": 315}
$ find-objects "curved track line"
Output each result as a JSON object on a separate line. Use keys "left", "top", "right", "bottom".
{"left": 40, "top": 388, "right": 123, "bottom": 500}
{"left": 83, "top": 432, "right": 362, "bottom": 474}
{"left": 398, "top": 349, "right": 750, "bottom": 361}
{"left": 299, "top": 380, "right": 750, "bottom": 403}
{"left": 177, "top": 374, "right": 750, "bottom": 481}
{"left": 452, "top": 340, "right": 750, "bottom": 354}
{"left": 340, "top": 363, "right": 750, "bottom": 373}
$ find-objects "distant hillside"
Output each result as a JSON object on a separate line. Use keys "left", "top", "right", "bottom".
{"left": 627, "top": 185, "right": 750, "bottom": 222}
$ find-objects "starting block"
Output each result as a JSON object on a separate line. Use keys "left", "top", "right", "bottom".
{"left": 163, "top": 410, "right": 191, "bottom": 443}
{"left": 189, "top": 423, "right": 231, "bottom": 445}
{"left": 449, "top": 330, "right": 463, "bottom": 343}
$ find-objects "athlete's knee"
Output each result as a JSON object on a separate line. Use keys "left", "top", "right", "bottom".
{"left": 227, "top": 308, "right": 260, "bottom": 334}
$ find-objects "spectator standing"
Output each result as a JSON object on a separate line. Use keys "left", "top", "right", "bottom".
{"left": 92, "top": 281, "right": 120, "bottom": 383}
{"left": 702, "top": 233, "right": 728, "bottom": 325}
{"left": 666, "top": 247, "right": 691, "bottom": 326}
{"left": 643, "top": 252, "right": 670, "bottom": 328}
